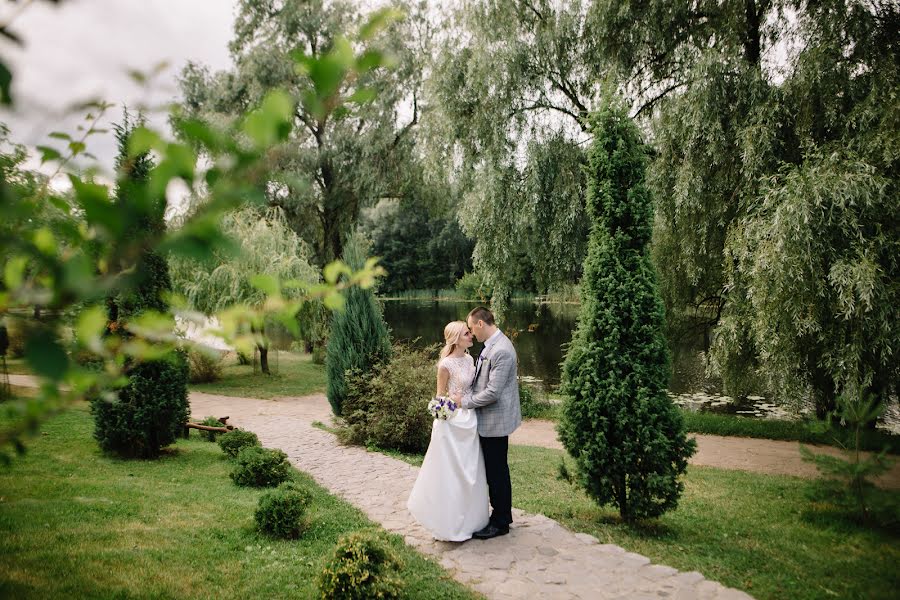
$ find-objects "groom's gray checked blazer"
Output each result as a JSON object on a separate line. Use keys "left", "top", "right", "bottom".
{"left": 467, "top": 331, "right": 521, "bottom": 437}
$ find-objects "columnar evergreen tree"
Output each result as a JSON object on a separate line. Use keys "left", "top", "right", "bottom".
{"left": 325, "top": 232, "right": 391, "bottom": 415}
{"left": 558, "top": 103, "right": 695, "bottom": 521}
{"left": 91, "top": 112, "right": 190, "bottom": 459}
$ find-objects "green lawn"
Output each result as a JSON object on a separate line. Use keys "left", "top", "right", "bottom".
{"left": 0, "top": 406, "right": 477, "bottom": 599}
{"left": 517, "top": 446, "right": 899, "bottom": 600}
{"left": 365, "top": 443, "right": 899, "bottom": 600}
{"left": 190, "top": 351, "right": 327, "bottom": 398}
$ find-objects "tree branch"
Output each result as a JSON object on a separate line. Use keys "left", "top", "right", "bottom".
{"left": 631, "top": 80, "right": 687, "bottom": 119}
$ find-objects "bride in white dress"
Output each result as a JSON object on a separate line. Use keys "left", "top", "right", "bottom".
{"left": 407, "top": 321, "right": 490, "bottom": 541}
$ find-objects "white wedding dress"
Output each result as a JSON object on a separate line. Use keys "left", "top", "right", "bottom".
{"left": 406, "top": 355, "right": 490, "bottom": 541}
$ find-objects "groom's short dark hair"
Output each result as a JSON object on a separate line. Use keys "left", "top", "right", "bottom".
{"left": 467, "top": 306, "right": 495, "bottom": 326}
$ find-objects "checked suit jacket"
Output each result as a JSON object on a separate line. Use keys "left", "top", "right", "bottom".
{"left": 467, "top": 331, "right": 521, "bottom": 437}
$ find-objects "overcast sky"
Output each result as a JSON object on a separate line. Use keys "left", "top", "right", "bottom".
{"left": 0, "top": 0, "right": 237, "bottom": 174}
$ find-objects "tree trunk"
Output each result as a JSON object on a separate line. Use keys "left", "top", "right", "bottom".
{"left": 258, "top": 343, "right": 270, "bottom": 375}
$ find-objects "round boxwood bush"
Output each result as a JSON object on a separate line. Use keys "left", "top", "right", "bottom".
{"left": 317, "top": 531, "right": 404, "bottom": 600}
{"left": 230, "top": 446, "right": 291, "bottom": 487}
{"left": 255, "top": 481, "right": 312, "bottom": 539}
{"left": 90, "top": 352, "right": 190, "bottom": 459}
{"left": 218, "top": 428, "right": 260, "bottom": 458}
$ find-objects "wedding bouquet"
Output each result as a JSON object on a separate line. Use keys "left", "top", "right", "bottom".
{"left": 428, "top": 396, "right": 458, "bottom": 420}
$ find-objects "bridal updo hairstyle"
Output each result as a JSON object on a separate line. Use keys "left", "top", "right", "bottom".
{"left": 440, "top": 321, "right": 470, "bottom": 360}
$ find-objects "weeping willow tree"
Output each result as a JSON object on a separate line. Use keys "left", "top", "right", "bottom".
{"left": 170, "top": 206, "right": 320, "bottom": 374}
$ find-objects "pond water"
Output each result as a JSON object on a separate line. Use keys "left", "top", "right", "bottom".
{"left": 379, "top": 299, "right": 900, "bottom": 433}
{"left": 381, "top": 298, "right": 713, "bottom": 394}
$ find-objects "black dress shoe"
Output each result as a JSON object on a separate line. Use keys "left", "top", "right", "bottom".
{"left": 473, "top": 523, "right": 510, "bottom": 539}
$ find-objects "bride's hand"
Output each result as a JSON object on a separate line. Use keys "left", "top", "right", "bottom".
{"left": 450, "top": 392, "right": 463, "bottom": 406}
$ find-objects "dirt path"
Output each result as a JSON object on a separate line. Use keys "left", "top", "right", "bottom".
{"left": 512, "top": 419, "right": 900, "bottom": 489}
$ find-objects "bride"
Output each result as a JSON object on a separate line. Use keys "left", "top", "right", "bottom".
{"left": 406, "top": 321, "right": 490, "bottom": 541}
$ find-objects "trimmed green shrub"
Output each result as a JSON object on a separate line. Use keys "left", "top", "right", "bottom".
{"left": 199, "top": 416, "right": 224, "bottom": 442}
{"left": 338, "top": 344, "right": 435, "bottom": 454}
{"left": 218, "top": 428, "right": 260, "bottom": 458}
{"left": 187, "top": 347, "right": 223, "bottom": 383}
{"left": 317, "top": 531, "right": 404, "bottom": 600}
{"left": 255, "top": 481, "right": 312, "bottom": 539}
{"left": 91, "top": 112, "right": 190, "bottom": 459}
{"left": 326, "top": 233, "right": 391, "bottom": 416}
{"left": 90, "top": 353, "right": 190, "bottom": 459}
{"left": 558, "top": 103, "right": 695, "bottom": 521}
{"left": 230, "top": 446, "right": 291, "bottom": 487}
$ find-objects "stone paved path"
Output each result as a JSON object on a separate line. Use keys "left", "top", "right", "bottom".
{"left": 184, "top": 390, "right": 752, "bottom": 600}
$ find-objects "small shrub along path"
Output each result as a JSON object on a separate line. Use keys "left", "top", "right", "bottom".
{"left": 182, "top": 390, "right": 752, "bottom": 600}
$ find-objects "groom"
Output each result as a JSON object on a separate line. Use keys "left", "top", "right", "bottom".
{"left": 459, "top": 306, "right": 521, "bottom": 539}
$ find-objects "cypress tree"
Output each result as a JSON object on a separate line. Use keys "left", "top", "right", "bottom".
{"left": 326, "top": 233, "right": 391, "bottom": 415}
{"left": 91, "top": 111, "right": 189, "bottom": 459}
{"left": 558, "top": 102, "right": 695, "bottom": 521}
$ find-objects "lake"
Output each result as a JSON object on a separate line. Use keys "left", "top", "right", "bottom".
{"left": 380, "top": 298, "right": 711, "bottom": 395}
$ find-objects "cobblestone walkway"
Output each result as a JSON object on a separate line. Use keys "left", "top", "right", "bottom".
{"left": 187, "top": 392, "right": 753, "bottom": 600}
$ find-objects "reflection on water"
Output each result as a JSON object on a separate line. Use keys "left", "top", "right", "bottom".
{"left": 382, "top": 298, "right": 715, "bottom": 394}
{"left": 380, "top": 299, "right": 900, "bottom": 433}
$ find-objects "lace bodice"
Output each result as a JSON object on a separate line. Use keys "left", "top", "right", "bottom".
{"left": 439, "top": 355, "right": 476, "bottom": 397}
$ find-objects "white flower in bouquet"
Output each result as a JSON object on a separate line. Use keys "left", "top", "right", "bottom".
{"left": 428, "top": 396, "right": 458, "bottom": 420}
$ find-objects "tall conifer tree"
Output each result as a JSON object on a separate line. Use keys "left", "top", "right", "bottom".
{"left": 558, "top": 102, "right": 695, "bottom": 521}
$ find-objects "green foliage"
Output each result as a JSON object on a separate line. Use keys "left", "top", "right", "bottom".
{"left": 90, "top": 352, "right": 190, "bottom": 459}
{"left": 217, "top": 428, "right": 260, "bottom": 458}
{"left": 199, "top": 416, "right": 224, "bottom": 442}
{"left": 230, "top": 446, "right": 292, "bottom": 488}
{"left": 177, "top": 0, "right": 422, "bottom": 264}
{"left": 518, "top": 380, "right": 558, "bottom": 420}
{"left": 186, "top": 347, "right": 224, "bottom": 383}
{"left": 338, "top": 344, "right": 435, "bottom": 454}
{"left": 558, "top": 104, "right": 695, "bottom": 521}
{"left": 361, "top": 199, "right": 473, "bottom": 294}
{"left": 454, "top": 271, "right": 493, "bottom": 302}
{"left": 801, "top": 387, "right": 896, "bottom": 525}
{"left": 428, "top": 3, "right": 596, "bottom": 307}
{"left": 255, "top": 481, "right": 312, "bottom": 539}
{"left": 326, "top": 234, "right": 391, "bottom": 415}
{"left": 317, "top": 531, "right": 404, "bottom": 600}
{"left": 0, "top": 15, "right": 391, "bottom": 458}
{"left": 89, "top": 115, "right": 191, "bottom": 460}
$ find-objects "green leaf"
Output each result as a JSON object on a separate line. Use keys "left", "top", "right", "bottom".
{"left": 36, "top": 145, "right": 62, "bottom": 164}
{"left": 347, "top": 88, "right": 377, "bottom": 104}
{"left": 68, "top": 141, "right": 86, "bottom": 155}
{"left": 249, "top": 274, "right": 280, "bottom": 296}
{"left": 76, "top": 305, "right": 107, "bottom": 348}
{"left": 261, "top": 89, "right": 294, "bottom": 122}
{"left": 24, "top": 330, "right": 70, "bottom": 381}
{"left": 324, "top": 291, "right": 345, "bottom": 311}
{"left": 323, "top": 261, "right": 349, "bottom": 284}
{"left": 128, "top": 126, "right": 164, "bottom": 156}
{"left": 70, "top": 175, "right": 121, "bottom": 235}
{"left": 359, "top": 7, "right": 405, "bottom": 40}
{"left": 33, "top": 228, "right": 56, "bottom": 255}
{"left": 4, "top": 256, "right": 28, "bottom": 289}
{"left": 49, "top": 131, "right": 72, "bottom": 141}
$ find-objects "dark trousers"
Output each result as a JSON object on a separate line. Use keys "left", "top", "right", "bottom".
{"left": 479, "top": 435, "right": 512, "bottom": 527}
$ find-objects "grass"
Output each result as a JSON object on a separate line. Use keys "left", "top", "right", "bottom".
{"left": 190, "top": 351, "right": 327, "bottom": 398}
{"left": 0, "top": 406, "right": 478, "bottom": 600}
{"left": 529, "top": 396, "right": 898, "bottom": 454}
{"left": 359, "top": 441, "right": 899, "bottom": 600}
{"left": 681, "top": 410, "right": 898, "bottom": 453}
{"left": 510, "top": 446, "right": 899, "bottom": 600}
{"left": 3, "top": 357, "right": 31, "bottom": 376}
